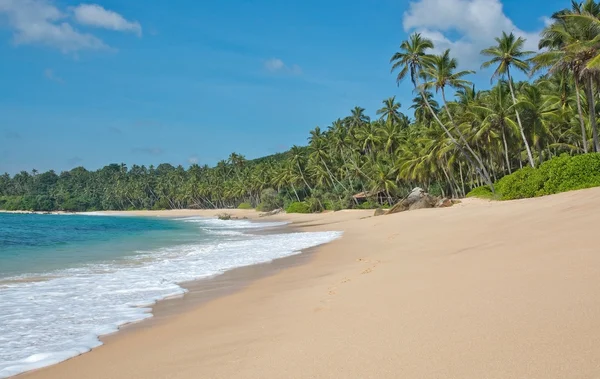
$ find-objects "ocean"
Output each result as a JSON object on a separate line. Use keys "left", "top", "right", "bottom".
{"left": 0, "top": 213, "right": 341, "bottom": 378}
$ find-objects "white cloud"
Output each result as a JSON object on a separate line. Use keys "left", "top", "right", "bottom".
{"left": 44, "top": 68, "right": 64, "bottom": 83}
{"left": 188, "top": 155, "right": 199, "bottom": 164}
{"left": 0, "top": 0, "right": 142, "bottom": 53}
{"left": 72, "top": 4, "right": 141, "bottom": 36}
{"left": 0, "top": 0, "right": 106, "bottom": 52}
{"left": 402, "top": 0, "right": 541, "bottom": 69}
{"left": 264, "top": 58, "right": 302, "bottom": 75}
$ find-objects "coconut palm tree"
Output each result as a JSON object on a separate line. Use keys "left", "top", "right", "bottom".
{"left": 481, "top": 31, "right": 536, "bottom": 167}
{"left": 421, "top": 49, "right": 493, "bottom": 186}
{"left": 377, "top": 96, "right": 402, "bottom": 127}
{"left": 391, "top": 33, "right": 494, "bottom": 190}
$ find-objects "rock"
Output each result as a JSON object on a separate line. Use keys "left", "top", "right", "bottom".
{"left": 374, "top": 208, "right": 386, "bottom": 217}
{"left": 387, "top": 200, "right": 409, "bottom": 214}
{"left": 409, "top": 197, "right": 434, "bottom": 210}
{"left": 406, "top": 187, "right": 426, "bottom": 206}
{"left": 436, "top": 198, "right": 453, "bottom": 208}
{"left": 259, "top": 208, "right": 284, "bottom": 217}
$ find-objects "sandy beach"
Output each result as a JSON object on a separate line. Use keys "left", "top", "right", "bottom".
{"left": 20, "top": 189, "right": 600, "bottom": 378}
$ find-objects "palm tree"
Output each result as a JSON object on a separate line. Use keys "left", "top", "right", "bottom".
{"left": 481, "top": 31, "right": 536, "bottom": 167}
{"left": 411, "top": 92, "right": 439, "bottom": 125}
{"left": 377, "top": 96, "right": 402, "bottom": 127}
{"left": 391, "top": 32, "right": 494, "bottom": 190}
{"left": 533, "top": 6, "right": 591, "bottom": 152}
{"left": 421, "top": 49, "right": 493, "bottom": 186}
{"left": 471, "top": 81, "right": 519, "bottom": 174}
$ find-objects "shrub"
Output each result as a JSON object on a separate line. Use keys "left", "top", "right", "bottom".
{"left": 256, "top": 188, "right": 282, "bottom": 212}
{"left": 496, "top": 166, "right": 545, "bottom": 200}
{"left": 495, "top": 153, "right": 600, "bottom": 200}
{"left": 285, "top": 201, "right": 311, "bottom": 214}
{"left": 237, "top": 202, "right": 253, "bottom": 210}
{"left": 466, "top": 185, "right": 494, "bottom": 199}
{"left": 305, "top": 197, "right": 324, "bottom": 212}
{"left": 358, "top": 200, "right": 380, "bottom": 209}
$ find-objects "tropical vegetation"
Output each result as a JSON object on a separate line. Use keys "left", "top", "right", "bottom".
{"left": 4, "top": 1, "right": 600, "bottom": 212}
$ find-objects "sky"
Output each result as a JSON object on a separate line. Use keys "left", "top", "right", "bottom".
{"left": 0, "top": 0, "right": 566, "bottom": 174}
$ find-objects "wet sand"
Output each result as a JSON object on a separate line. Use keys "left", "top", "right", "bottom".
{"left": 21, "top": 190, "right": 600, "bottom": 378}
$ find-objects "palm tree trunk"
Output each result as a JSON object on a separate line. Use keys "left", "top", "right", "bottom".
{"left": 296, "top": 162, "right": 312, "bottom": 191}
{"left": 585, "top": 75, "right": 600, "bottom": 152}
{"left": 574, "top": 77, "right": 588, "bottom": 153}
{"left": 291, "top": 183, "right": 300, "bottom": 202}
{"left": 418, "top": 88, "right": 495, "bottom": 193}
{"left": 506, "top": 69, "right": 535, "bottom": 167}
{"left": 501, "top": 124, "right": 511, "bottom": 174}
{"left": 441, "top": 88, "right": 495, "bottom": 189}
{"left": 321, "top": 157, "right": 348, "bottom": 192}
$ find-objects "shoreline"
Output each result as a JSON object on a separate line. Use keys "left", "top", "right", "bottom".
{"left": 6, "top": 209, "right": 354, "bottom": 378}
{"left": 17, "top": 190, "right": 600, "bottom": 378}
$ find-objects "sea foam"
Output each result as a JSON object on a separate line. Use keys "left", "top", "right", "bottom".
{"left": 0, "top": 217, "right": 341, "bottom": 378}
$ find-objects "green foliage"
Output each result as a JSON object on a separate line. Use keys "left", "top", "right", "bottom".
{"left": 428, "top": 182, "right": 444, "bottom": 197}
{"left": 285, "top": 201, "right": 311, "bottom": 214}
{"left": 496, "top": 154, "right": 600, "bottom": 200}
{"left": 305, "top": 197, "right": 324, "bottom": 213}
{"left": 466, "top": 186, "right": 494, "bottom": 199}
{"left": 4, "top": 20, "right": 600, "bottom": 212}
{"left": 237, "top": 202, "right": 253, "bottom": 210}
{"left": 256, "top": 188, "right": 282, "bottom": 212}
{"left": 357, "top": 200, "right": 381, "bottom": 209}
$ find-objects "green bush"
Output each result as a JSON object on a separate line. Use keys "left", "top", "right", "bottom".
{"left": 285, "top": 201, "right": 311, "bottom": 214}
{"left": 237, "top": 202, "right": 253, "bottom": 210}
{"left": 358, "top": 200, "right": 380, "bottom": 209}
{"left": 305, "top": 197, "right": 324, "bottom": 212}
{"left": 256, "top": 188, "right": 282, "bottom": 212}
{"left": 466, "top": 185, "right": 494, "bottom": 199}
{"left": 495, "top": 153, "right": 600, "bottom": 200}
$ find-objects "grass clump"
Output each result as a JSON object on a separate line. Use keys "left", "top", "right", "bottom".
{"left": 285, "top": 201, "right": 311, "bottom": 214}
{"left": 237, "top": 202, "right": 253, "bottom": 210}
{"left": 466, "top": 185, "right": 495, "bottom": 199}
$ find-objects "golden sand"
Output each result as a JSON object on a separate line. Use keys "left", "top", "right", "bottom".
{"left": 22, "top": 189, "right": 600, "bottom": 378}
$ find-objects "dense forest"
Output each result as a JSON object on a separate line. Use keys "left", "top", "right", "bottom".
{"left": 3, "top": 0, "right": 600, "bottom": 212}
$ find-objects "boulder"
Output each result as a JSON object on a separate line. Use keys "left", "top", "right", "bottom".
{"left": 389, "top": 187, "right": 456, "bottom": 214}
{"left": 374, "top": 208, "right": 387, "bottom": 217}
{"left": 387, "top": 200, "right": 409, "bottom": 214}
{"left": 436, "top": 198, "right": 453, "bottom": 208}
{"left": 259, "top": 208, "right": 284, "bottom": 217}
{"left": 406, "top": 187, "right": 426, "bottom": 206}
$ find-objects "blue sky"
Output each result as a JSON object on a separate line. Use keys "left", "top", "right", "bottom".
{"left": 0, "top": 0, "right": 563, "bottom": 174}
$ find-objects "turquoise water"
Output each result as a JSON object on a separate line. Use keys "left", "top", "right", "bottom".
{"left": 0, "top": 213, "right": 203, "bottom": 279}
{"left": 0, "top": 213, "right": 341, "bottom": 378}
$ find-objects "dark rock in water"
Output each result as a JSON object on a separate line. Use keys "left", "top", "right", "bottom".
{"left": 374, "top": 208, "right": 386, "bottom": 217}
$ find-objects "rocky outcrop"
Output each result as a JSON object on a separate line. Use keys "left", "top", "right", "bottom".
{"left": 388, "top": 188, "right": 456, "bottom": 215}
{"left": 374, "top": 208, "right": 387, "bottom": 217}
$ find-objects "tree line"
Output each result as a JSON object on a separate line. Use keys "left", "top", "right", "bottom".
{"left": 2, "top": 0, "right": 600, "bottom": 212}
